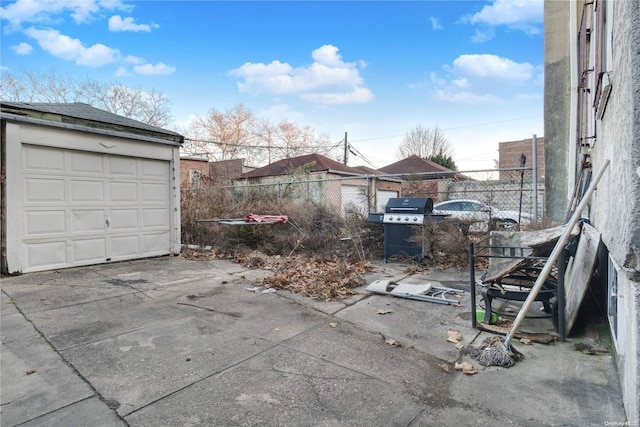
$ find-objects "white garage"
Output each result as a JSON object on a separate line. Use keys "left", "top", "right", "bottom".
{"left": 1, "top": 102, "right": 183, "bottom": 274}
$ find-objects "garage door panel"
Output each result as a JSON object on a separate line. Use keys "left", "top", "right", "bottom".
{"left": 25, "top": 211, "right": 66, "bottom": 235}
{"left": 72, "top": 238, "right": 107, "bottom": 262}
{"left": 70, "top": 180, "right": 105, "bottom": 202}
{"left": 71, "top": 152, "right": 104, "bottom": 174}
{"left": 25, "top": 241, "right": 67, "bottom": 269}
{"left": 110, "top": 209, "right": 139, "bottom": 230}
{"left": 141, "top": 159, "right": 168, "bottom": 178}
{"left": 25, "top": 178, "right": 65, "bottom": 203}
{"left": 111, "top": 235, "right": 141, "bottom": 258}
{"left": 141, "top": 182, "right": 168, "bottom": 202}
{"left": 71, "top": 210, "right": 105, "bottom": 232}
{"left": 143, "top": 232, "right": 170, "bottom": 253}
{"left": 20, "top": 145, "right": 172, "bottom": 272}
{"left": 110, "top": 182, "right": 138, "bottom": 202}
{"left": 23, "top": 145, "right": 64, "bottom": 172}
{"left": 109, "top": 157, "right": 137, "bottom": 176}
{"left": 142, "top": 208, "right": 170, "bottom": 228}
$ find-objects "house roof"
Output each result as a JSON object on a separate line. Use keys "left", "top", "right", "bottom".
{"left": 378, "top": 155, "right": 453, "bottom": 174}
{"left": 240, "top": 153, "right": 364, "bottom": 179}
{"left": 0, "top": 101, "right": 183, "bottom": 144}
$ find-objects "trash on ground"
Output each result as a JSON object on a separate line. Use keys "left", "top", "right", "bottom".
{"left": 376, "top": 309, "right": 393, "bottom": 315}
{"left": 246, "top": 286, "right": 276, "bottom": 294}
{"left": 454, "top": 361, "right": 477, "bottom": 375}
{"left": 329, "top": 322, "right": 338, "bottom": 328}
{"left": 475, "top": 321, "right": 557, "bottom": 344}
{"left": 366, "top": 280, "right": 464, "bottom": 305}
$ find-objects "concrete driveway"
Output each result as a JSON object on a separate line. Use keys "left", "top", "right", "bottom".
{"left": 1, "top": 256, "right": 627, "bottom": 426}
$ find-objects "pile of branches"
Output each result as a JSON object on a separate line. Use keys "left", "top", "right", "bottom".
{"left": 237, "top": 251, "right": 374, "bottom": 301}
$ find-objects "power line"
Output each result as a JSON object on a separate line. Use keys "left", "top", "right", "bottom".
{"left": 183, "top": 136, "right": 343, "bottom": 151}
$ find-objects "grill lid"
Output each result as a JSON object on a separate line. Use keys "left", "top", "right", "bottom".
{"left": 385, "top": 197, "right": 433, "bottom": 214}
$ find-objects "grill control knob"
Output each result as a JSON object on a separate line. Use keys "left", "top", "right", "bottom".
{"left": 405, "top": 217, "right": 409, "bottom": 221}
{"left": 413, "top": 217, "right": 418, "bottom": 221}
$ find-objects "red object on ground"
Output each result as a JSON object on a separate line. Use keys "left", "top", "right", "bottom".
{"left": 243, "top": 214, "right": 288, "bottom": 224}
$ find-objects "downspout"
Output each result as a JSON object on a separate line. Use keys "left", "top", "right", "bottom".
{"left": 568, "top": 1, "right": 579, "bottom": 201}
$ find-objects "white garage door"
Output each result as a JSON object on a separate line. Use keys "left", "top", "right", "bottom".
{"left": 21, "top": 145, "right": 172, "bottom": 272}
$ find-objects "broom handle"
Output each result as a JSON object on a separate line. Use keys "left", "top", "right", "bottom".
{"left": 504, "top": 160, "right": 610, "bottom": 348}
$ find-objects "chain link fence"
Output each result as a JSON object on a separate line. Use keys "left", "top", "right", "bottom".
{"left": 181, "top": 167, "right": 544, "bottom": 247}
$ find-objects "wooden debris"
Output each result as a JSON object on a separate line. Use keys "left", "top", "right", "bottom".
{"left": 475, "top": 321, "right": 557, "bottom": 344}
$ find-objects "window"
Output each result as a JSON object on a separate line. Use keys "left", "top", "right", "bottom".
{"left": 608, "top": 254, "right": 624, "bottom": 353}
{"left": 190, "top": 169, "right": 202, "bottom": 189}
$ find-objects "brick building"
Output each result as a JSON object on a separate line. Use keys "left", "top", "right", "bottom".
{"left": 498, "top": 137, "right": 545, "bottom": 181}
{"left": 179, "top": 156, "right": 209, "bottom": 189}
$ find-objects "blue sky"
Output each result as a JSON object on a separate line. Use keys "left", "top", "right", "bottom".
{"left": 0, "top": 0, "right": 544, "bottom": 170}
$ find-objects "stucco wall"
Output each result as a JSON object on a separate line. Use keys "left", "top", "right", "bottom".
{"left": 589, "top": 0, "right": 640, "bottom": 421}
{"left": 544, "top": 1, "right": 573, "bottom": 222}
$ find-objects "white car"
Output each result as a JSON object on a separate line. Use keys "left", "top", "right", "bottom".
{"left": 433, "top": 199, "right": 532, "bottom": 231}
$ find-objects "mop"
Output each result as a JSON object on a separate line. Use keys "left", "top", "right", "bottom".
{"left": 469, "top": 160, "right": 610, "bottom": 367}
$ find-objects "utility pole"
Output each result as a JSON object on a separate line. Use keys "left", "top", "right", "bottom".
{"left": 343, "top": 132, "right": 349, "bottom": 165}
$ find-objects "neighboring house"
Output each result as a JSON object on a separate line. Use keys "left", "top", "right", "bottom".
{"left": 498, "top": 136, "right": 545, "bottom": 181}
{"left": 235, "top": 153, "right": 400, "bottom": 215}
{"left": 209, "top": 158, "right": 256, "bottom": 184}
{"left": 378, "top": 155, "right": 457, "bottom": 202}
{"left": 0, "top": 102, "right": 183, "bottom": 274}
{"left": 180, "top": 155, "right": 208, "bottom": 189}
{"left": 545, "top": 1, "right": 639, "bottom": 420}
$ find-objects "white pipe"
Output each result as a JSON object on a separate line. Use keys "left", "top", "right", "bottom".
{"left": 504, "top": 160, "right": 610, "bottom": 348}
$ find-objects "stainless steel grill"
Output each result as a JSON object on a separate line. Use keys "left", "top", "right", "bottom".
{"left": 368, "top": 197, "right": 440, "bottom": 261}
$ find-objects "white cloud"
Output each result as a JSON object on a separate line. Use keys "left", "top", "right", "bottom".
{"left": 0, "top": 0, "right": 132, "bottom": 30}
{"left": 430, "top": 17, "right": 442, "bottom": 30}
{"left": 134, "top": 62, "right": 176, "bottom": 76}
{"left": 430, "top": 54, "right": 537, "bottom": 104}
{"left": 433, "top": 89, "right": 501, "bottom": 105}
{"left": 124, "top": 54, "right": 144, "bottom": 64}
{"left": 11, "top": 42, "right": 33, "bottom": 55}
{"left": 108, "top": 15, "right": 157, "bottom": 32}
{"left": 471, "top": 28, "right": 495, "bottom": 43}
{"left": 230, "top": 44, "right": 373, "bottom": 105}
{"left": 24, "top": 27, "right": 120, "bottom": 66}
{"left": 449, "top": 54, "right": 534, "bottom": 82}
{"left": 114, "top": 66, "right": 129, "bottom": 77}
{"left": 463, "top": 0, "right": 543, "bottom": 42}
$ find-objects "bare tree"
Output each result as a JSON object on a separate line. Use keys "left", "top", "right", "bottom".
{"left": 396, "top": 124, "right": 453, "bottom": 160}
{"left": 183, "top": 103, "right": 333, "bottom": 167}
{"left": 185, "top": 103, "right": 257, "bottom": 163}
{"left": 0, "top": 69, "right": 173, "bottom": 128}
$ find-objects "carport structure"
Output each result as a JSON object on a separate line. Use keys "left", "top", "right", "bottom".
{"left": 0, "top": 102, "right": 183, "bottom": 274}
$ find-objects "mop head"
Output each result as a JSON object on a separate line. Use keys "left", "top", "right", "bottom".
{"left": 468, "top": 336, "right": 524, "bottom": 368}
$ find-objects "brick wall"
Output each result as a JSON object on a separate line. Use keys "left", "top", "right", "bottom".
{"left": 498, "top": 137, "right": 545, "bottom": 180}
{"left": 179, "top": 158, "right": 209, "bottom": 188}
{"left": 209, "top": 159, "right": 246, "bottom": 184}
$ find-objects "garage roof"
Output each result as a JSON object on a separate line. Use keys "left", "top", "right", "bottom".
{"left": 0, "top": 101, "right": 183, "bottom": 145}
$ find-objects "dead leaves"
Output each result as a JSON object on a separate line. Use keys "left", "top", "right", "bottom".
{"left": 454, "top": 361, "right": 477, "bottom": 375}
{"left": 250, "top": 254, "right": 374, "bottom": 301}
{"left": 379, "top": 333, "right": 402, "bottom": 347}
{"left": 26, "top": 368, "right": 37, "bottom": 375}
{"left": 446, "top": 329, "right": 465, "bottom": 350}
{"left": 376, "top": 309, "right": 393, "bottom": 315}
